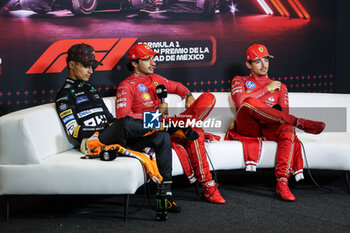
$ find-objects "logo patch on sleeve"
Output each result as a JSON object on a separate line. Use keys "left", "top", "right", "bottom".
{"left": 59, "top": 109, "right": 73, "bottom": 118}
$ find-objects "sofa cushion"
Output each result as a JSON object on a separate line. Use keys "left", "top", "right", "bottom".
{"left": 171, "top": 132, "right": 350, "bottom": 175}
{"left": 0, "top": 149, "right": 145, "bottom": 195}
{"left": 288, "top": 93, "right": 349, "bottom": 133}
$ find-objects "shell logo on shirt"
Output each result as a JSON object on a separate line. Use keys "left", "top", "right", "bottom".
{"left": 142, "top": 93, "right": 151, "bottom": 100}
{"left": 245, "top": 81, "right": 256, "bottom": 89}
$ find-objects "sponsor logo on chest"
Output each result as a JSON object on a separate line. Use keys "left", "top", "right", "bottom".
{"left": 138, "top": 84, "right": 147, "bottom": 92}
{"left": 76, "top": 96, "right": 89, "bottom": 104}
{"left": 77, "top": 108, "right": 104, "bottom": 118}
{"left": 245, "top": 81, "right": 256, "bottom": 89}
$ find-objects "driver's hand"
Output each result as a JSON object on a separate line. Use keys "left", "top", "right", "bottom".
{"left": 158, "top": 102, "right": 168, "bottom": 115}
{"left": 266, "top": 81, "right": 281, "bottom": 93}
{"left": 185, "top": 95, "right": 196, "bottom": 109}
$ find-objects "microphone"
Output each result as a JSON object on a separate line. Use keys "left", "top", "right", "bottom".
{"left": 156, "top": 85, "right": 167, "bottom": 103}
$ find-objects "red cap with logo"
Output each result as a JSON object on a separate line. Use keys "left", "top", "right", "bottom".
{"left": 128, "top": 44, "right": 160, "bottom": 61}
{"left": 246, "top": 44, "right": 274, "bottom": 62}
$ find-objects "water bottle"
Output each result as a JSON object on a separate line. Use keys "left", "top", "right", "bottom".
{"left": 155, "top": 183, "right": 167, "bottom": 221}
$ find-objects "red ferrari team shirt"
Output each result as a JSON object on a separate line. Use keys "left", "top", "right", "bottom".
{"left": 231, "top": 73, "right": 290, "bottom": 113}
{"left": 116, "top": 72, "right": 190, "bottom": 119}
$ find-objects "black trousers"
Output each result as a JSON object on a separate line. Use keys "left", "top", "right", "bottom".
{"left": 99, "top": 116, "right": 173, "bottom": 181}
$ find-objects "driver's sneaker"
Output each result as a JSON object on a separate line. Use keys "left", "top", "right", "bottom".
{"left": 203, "top": 180, "right": 226, "bottom": 204}
{"left": 296, "top": 118, "right": 325, "bottom": 135}
{"left": 276, "top": 177, "right": 295, "bottom": 201}
{"left": 166, "top": 196, "right": 181, "bottom": 213}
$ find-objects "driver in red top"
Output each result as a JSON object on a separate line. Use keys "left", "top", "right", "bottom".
{"left": 116, "top": 44, "right": 226, "bottom": 204}
{"left": 226, "top": 44, "right": 325, "bottom": 201}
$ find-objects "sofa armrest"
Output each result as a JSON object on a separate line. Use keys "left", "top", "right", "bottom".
{"left": 0, "top": 103, "right": 74, "bottom": 165}
{"left": 0, "top": 116, "right": 40, "bottom": 165}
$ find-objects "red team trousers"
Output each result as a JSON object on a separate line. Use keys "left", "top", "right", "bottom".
{"left": 171, "top": 92, "right": 216, "bottom": 183}
{"left": 229, "top": 97, "right": 303, "bottom": 179}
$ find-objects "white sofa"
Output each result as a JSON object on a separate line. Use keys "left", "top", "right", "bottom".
{"left": 1, "top": 92, "right": 350, "bottom": 221}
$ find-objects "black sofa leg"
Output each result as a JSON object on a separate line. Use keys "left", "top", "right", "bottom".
{"left": 124, "top": 194, "right": 129, "bottom": 222}
{"left": 344, "top": 171, "right": 350, "bottom": 194}
{"left": 144, "top": 182, "right": 152, "bottom": 207}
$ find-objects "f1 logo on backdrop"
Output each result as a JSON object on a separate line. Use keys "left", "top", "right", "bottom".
{"left": 26, "top": 38, "right": 138, "bottom": 74}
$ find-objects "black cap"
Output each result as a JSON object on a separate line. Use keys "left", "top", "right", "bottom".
{"left": 67, "top": 43, "right": 102, "bottom": 66}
